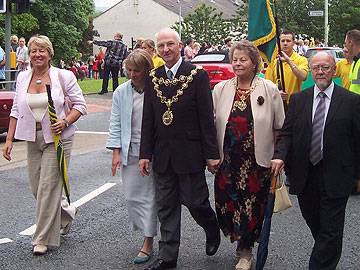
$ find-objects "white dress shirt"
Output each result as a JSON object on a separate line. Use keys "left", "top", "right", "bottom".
{"left": 164, "top": 57, "right": 183, "bottom": 78}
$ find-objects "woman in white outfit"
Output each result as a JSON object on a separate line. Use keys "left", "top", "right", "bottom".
{"left": 106, "top": 49, "right": 157, "bottom": 265}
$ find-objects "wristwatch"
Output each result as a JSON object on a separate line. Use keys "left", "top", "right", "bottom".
{"left": 63, "top": 118, "right": 70, "bottom": 128}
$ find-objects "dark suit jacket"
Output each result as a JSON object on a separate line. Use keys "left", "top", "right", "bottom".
{"left": 140, "top": 60, "right": 220, "bottom": 174}
{"left": 273, "top": 84, "right": 360, "bottom": 198}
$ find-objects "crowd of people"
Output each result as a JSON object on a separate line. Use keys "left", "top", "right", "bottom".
{"left": 1, "top": 26, "right": 360, "bottom": 270}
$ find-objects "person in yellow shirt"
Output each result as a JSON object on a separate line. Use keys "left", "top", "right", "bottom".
{"left": 335, "top": 47, "right": 353, "bottom": 89}
{"left": 265, "top": 30, "right": 308, "bottom": 103}
{"left": 141, "top": 39, "right": 165, "bottom": 68}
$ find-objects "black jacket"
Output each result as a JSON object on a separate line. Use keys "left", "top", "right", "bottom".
{"left": 140, "top": 60, "right": 220, "bottom": 174}
{"left": 273, "top": 84, "right": 360, "bottom": 198}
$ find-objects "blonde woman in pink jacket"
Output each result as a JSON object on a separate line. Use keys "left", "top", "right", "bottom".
{"left": 2, "top": 35, "right": 87, "bottom": 255}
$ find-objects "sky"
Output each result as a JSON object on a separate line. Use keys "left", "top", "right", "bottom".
{"left": 93, "top": 0, "right": 119, "bottom": 9}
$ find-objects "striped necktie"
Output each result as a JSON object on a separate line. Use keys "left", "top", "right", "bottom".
{"left": 309, "top": 91, "right": 326, "bottom": 165}
{"left": 167, "top": 70, "right": 174, "bottom": 79}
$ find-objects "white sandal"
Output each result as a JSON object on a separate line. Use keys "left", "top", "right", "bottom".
{"left": 235, "top": 257, "right": 252, "bottom": 270}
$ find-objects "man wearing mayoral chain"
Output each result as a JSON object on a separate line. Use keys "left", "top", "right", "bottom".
{"left": 139, "top": 27, "right": 221, "bottom": 270}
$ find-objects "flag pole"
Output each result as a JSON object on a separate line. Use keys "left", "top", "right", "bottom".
{"left": 273, "top": 0, "right": 287, "bottom": 110}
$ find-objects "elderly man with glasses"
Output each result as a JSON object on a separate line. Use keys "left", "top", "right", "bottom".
{"left": 271, "top": 51, "right": 360, "bottom": 270}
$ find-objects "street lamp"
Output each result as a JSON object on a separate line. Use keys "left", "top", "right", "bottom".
{"left": 177, "top": 0, "right": 182, "bottom": 40}
{"left": 324, "top": 0, "right": 329, "bottom": 46}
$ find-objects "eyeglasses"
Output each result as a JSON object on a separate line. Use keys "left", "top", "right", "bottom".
{"left": 311, "top": 65, "right": 334, "bottom": 72}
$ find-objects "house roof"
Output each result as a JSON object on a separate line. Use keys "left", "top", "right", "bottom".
{"left": 96, "top": 0, "right": 242, "bottom": 20}
{"left": 153, "top": 0, "right": 241, "bottom": 19}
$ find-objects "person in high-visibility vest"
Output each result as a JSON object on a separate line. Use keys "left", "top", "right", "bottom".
{"left": 344, "top": 29, "right": 360, "bottom": 95}
{"left": 344, "top": 29, "right": 360, "bottom": 195}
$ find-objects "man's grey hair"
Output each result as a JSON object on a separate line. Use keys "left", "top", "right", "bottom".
{"left": 155, "top": 28, "right": 181, "bottom": 42}
{"left": 309, "top": 51, "right": 335, "bottom": 66}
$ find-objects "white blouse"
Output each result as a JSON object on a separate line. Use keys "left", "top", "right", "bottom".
{"left": 27, "top": 92, "right": 48, "bottom": 122}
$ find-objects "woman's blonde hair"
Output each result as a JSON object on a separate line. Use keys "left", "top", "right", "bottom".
{"left": 124, "top": 49, "right": 154, "bottom": 75}
{"left": 27, "top": 35, "right": 54, "bottom": 60}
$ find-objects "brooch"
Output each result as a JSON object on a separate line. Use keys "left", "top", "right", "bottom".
{"left": 257, "top": 96, "right": 264, "bottom": 105}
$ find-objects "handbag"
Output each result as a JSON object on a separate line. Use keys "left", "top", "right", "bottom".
{"left": 58, "top": 69, "right": 73, "bottom": 115}
{"left": 273, "top": 172, "right": 292, "bottom": 213}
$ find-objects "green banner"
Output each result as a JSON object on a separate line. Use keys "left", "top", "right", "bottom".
{"left": 248, "top": 0, "right": 278, "bottom": 63}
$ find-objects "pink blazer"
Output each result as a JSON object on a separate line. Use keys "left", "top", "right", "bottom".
{"left": 212, "top": 76, "right": 285, "bottom": 168}
{"left": 10, "top": 66, "right": 87, "bottom": 143}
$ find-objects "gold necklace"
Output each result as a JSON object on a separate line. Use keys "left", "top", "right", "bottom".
{"left": 232, "top": 77, "right": 259, "bottom": 112}
{"left": 150, "top": 66, "right": 202, "bottom": 126}
{"left": 33, "top": 69, "right": 49, "bottom": 85}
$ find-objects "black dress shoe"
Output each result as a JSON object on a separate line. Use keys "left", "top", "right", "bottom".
{"left": 144, "top": 259, "right": 177, "bottom": 270}
{"left": 206, "top": 228, "right": 221, "bottom": 256}
{"left": 98, "top": 91, "right": 108, "bottom": 95}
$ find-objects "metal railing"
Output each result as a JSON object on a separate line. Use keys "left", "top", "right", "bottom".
{"left": 0, "top": 69, "right": 18, "bottom": 91}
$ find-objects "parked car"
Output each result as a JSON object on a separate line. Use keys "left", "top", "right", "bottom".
{"left": 191, "top": 51, "right": 234, "bottom": 89}
{"left": 0, "top": 91, "right": 15, "bottom": 134}
{"left": 305, "top": 47, "right": 344, "bottom": 63}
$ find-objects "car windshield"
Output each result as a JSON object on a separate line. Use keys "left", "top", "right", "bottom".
{"left": 192, "top": 54, "right": 226, "bottom": 63}
{"left": 305, "top": 48, "right": 343, "bottom": 60}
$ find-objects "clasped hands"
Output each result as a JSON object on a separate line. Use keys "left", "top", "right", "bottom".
{"left": 138, "top": 159, "right": 221, "bottom": 176}
{"left": 207, "top": 159, "right": 220, "bottom": 174}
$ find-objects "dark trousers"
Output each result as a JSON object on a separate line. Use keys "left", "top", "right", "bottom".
{"left": 297, "top": 162, "right": 348, "bottom": 270}
{"left": 101, "top": 64, "right": 120, "bottom": 93}
{"left": 154, "top": 165, "right": 219, "bottom": 263}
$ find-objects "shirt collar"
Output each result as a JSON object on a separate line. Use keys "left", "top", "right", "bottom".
{"left": 164, "top": 57, "right": 182, "bottom": 78}
{"left": 354, "top": 53, "right": 360, "bottom": 62}
{"left": 314, "top": 81, "right": 334, "bottom": 99}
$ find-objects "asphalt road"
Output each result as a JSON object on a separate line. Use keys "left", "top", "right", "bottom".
{"left": 0, "top": 94, "right": 359, "bottom": 270}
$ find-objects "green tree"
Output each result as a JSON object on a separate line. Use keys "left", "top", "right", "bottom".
{"left": 0, "top": 7, "right": 39, "bottom": 46}
{"left": 328, "top": 0, "right": 360, "bottom": 45}
{"left": 31, "top": 0, "right": 94, "bottom": 63}
{"left": 79, "top": 17, "right": 99, "bottom": 60}
{"left": 173, "top": 3, "right": 230, "bottom": 46}
{"left": 273, "top": 0, "right": 360, "bottom": 45}
{"left": 230, "top": 3, "right": 248, "bottom": 40}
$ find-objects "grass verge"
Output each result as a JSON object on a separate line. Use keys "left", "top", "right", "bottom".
{"left": 78, "top": 77, "right": 127, "bottom": 95}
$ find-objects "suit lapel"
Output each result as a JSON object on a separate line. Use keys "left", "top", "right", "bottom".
{"left": 304, "top": 88, "right": 314, "bottom": 128}
{"left": 157, "top": 65, "right": 166, "bottom": 79}
{"left": 325, "top": 85, "right": 343, "bottom": 126}
{"left": 174, "top": 60, "right": 189, "bottom": 78}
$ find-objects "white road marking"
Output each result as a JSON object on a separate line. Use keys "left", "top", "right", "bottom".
{"left": 19, "top": 182, "right": 117, "bottom": 236}
{"left": 75, "top": 131, "right": 109, "bottom": 135}
{"left": 72, "top": 182, "right": 117, "bottom": 208}
{"left": 0, "top": 238, "right": 13, "bottom": 244}
{"left": 19, "top": 225, "right": 36, "bottom": 236}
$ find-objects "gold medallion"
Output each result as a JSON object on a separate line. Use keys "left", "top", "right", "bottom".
{"left": 233, "top": 99, "right": 247, "bottom": 111}
{"left": 162, "top": 110, "right": 173, "bottom": 126}
{"left": 150, "top": 66, "right": 202, "bottom": 126}
{"left": 231, "top": 77, "right": 260, "bottom": 112}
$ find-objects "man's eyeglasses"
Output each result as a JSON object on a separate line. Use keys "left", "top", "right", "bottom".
{"left": 311, "top": 65, "right": 334, "bottom": 72}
